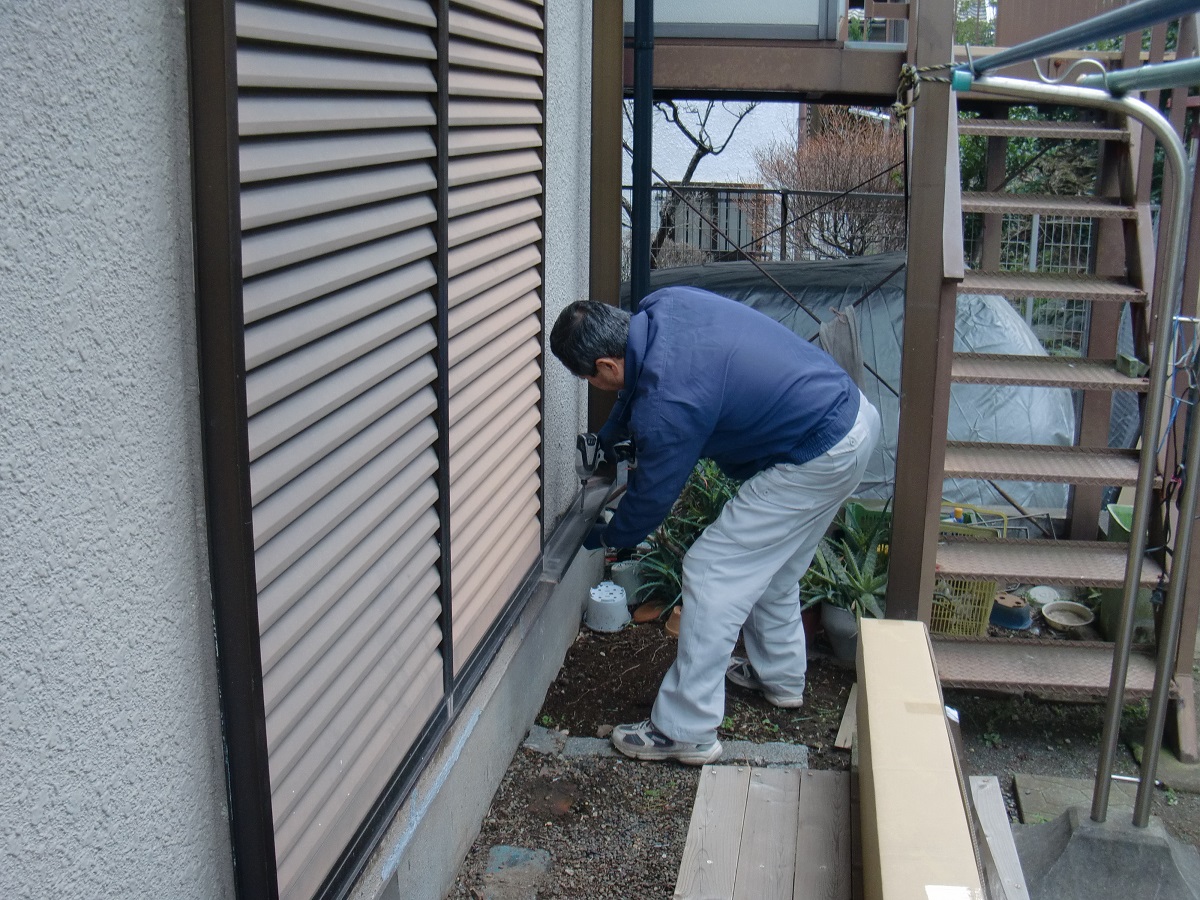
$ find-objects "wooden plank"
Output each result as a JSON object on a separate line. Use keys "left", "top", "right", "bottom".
{"left": 732, "top": 768, "right": 802, "bottom": 900}
{"left": 834, "top": 684, "right": 858, "bottom": 751}
{"left": 969, "top": 776, "right": 1031, "bottom": 900}
{"left": 794, "top": 770, "right": 852, "bottom": 900}
{"left": 675, "top": 765, "right": 751, "bottom": 900}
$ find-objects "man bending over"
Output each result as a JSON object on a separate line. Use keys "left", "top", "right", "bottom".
{"left": 550, "top": 287, "right": 880, "bottom": 764}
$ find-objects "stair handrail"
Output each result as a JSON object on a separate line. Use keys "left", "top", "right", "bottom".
{"left": 953, "top": 72, "right": 1190, "bottom": 830}
{"left": 951, "top": 0, "right": 1200, "bottom": 89}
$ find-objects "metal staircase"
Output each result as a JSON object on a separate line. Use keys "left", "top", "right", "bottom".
{"left": 929, "top": 107, "right": 1171, "bottom": 700}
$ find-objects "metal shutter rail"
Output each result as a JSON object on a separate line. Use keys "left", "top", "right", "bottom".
{"left": 447, "top": 221, "right": 542, "bottom": 277}
{"left": 234, "top": 3, "right": 447, "bottom": 894}
{"left": 240, "top": 95, "right": 435, "bottom": 135}
{"left": 241, "top": 195, "right": 436, "bottom": 277}
{"left": 449, "top": 8, "right": 543, "bottom": 52}
{"left": 448, "top": 125, "right": 540, "bottom": 155}
{"left": 449, "top": 151, "right": 541, "bottom": 185}
{"left": 251, "top": 399, "right": 437, "bottom": 546}
{"left": 447, "top": 269, "right": 540, "bottom": 337}
{"left": 272, "top": 622, "right": 441, "bottom": 848}
{"left": 260, "top": 510, "right": 438, "bottom": 679}
{"left": 249, "top": 373, "right": 435, "bottom": 503}
{"left": 240, "top": 131, "right": 434, "bottom": 182}
{"left": 258, "top": 476, "right": 439, "bottom": 639}
{"left": 243, "top": 261, "right": 435, "bottom": 368}
{"left": 247, "top": 325, "right": 436, "bottom": 460}
{"left": 254, "top": 441, "right": 438, "bottom": 590}
{"left": 289, "top": 0, "right": 437, "bottom": 26}
{"left": 238, "top": 2, "right": 436, "bottom": 56}
{"left": 448, "top": 38, "right": 543, "bottom": 75}
{"left": 277, "top": 654, "right": 442, "bottom": 896}
{"left": 447, "top": 245, "right": 541, "bottom": 310}
{"left": 246, "top": 295, "right": 433, "bottom": 416}
{"left": 266, "top": 580, "right": 440, "bottom": 790}
{"left": 241, "top": 162, "right": 436, "bottom": 229}
{"left": 448, "top": 99, "right": 541, "bottom": 126}
{"left": 244, "top": 229, "right": 436, "bottom": 322}
{"left": 262, "top": 535, "right": 440, "bottom": 713}
{"left": 444, "top": 0, "right": 543, "bottom": 688}
{"left": 448, "top": 174, "right": 542, "bottom": 217}
{"left": 451, "top": 408, "right": 540, "bottom": 507}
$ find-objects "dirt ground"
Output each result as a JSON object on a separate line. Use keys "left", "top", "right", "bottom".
{"left": 448, "top": 617, "right": 1200, "bottom": 899}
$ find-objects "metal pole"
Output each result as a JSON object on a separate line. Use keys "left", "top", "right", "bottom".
{"left": 955, "top": 0, "right": 1200, "bottom": 82}
{"left": 630, "top": 0, "right": 654, "bottom": 306}
{"left": 1077, "top": 57, "right": 1200, "bottom": 94}
{"left": 954, "top": 75, "right": 1189, "bottom": 824}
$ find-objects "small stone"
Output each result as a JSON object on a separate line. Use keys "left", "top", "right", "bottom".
{"left": 596, "top": 724, "right": 614, "bottom": 738}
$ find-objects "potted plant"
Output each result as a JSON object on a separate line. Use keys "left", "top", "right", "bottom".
{"left": 801, "top": 502, "right": 890, "bottom": 660}
{"left": 635, "top": 460, "right": 739, "bottom": 634}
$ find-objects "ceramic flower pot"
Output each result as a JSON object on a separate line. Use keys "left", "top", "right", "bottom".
{"left": 820, "top": 602, "right": 858, "bottom": 661}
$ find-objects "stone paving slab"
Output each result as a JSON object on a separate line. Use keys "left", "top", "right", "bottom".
{"left": 1014, "top": 773, "right": 1136, "bottom": 825}
{"left": 479, "top": 846, "right": 551, "bottom": 900}
{"left": 522, "top": 725, "right": 808, "bottom": 766}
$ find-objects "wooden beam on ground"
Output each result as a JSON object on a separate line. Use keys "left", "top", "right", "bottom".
{"left": 675, "top": 765, "right": 752, "bottom": 899}
{"left": 969, "top": 776, "right": 1031, "bottom": 900}
{"left": 835, "top": 684, "right": 859, "bottom": 750}
{"left": 794, "top": 770, "right": 852, "bottom": 900}
{"left": 733, "top": 768, "right": 803, "bottom": 900}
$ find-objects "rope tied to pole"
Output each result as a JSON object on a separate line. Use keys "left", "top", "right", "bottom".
{"left": 892, "top": 61, "right": 955, "bottom": 127}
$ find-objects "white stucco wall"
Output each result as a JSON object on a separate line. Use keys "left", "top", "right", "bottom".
{"left": 0, "top": 5, "right": 234, "bottom": 899}
{"left": 541, "top": 0, "right": 594, "bottom": 529}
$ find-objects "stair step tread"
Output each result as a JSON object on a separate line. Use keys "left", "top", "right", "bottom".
{"left": 932, "top": 638, "right": 1167, "bottom": 700}
{"left": 943, "top": 442, "right": 1150, "bottom": 486}
{"left": 959, "top": 270, "right": 1146, "bottom": 302}
{"left": 962, "top": 192, "right": 1137, "bottom": 218}
{"left": 958, "top": 119, "right": 1130, "bottom": 142}
{"left": 952, "top": 354, "right": 1150, "bottom": 391}
{"left": 935, "top": 537, "right": 1164, "bottom": 588}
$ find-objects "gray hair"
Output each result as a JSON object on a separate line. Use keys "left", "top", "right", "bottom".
{"left": 549, "top": 301, "right": 630, "bottom": 377}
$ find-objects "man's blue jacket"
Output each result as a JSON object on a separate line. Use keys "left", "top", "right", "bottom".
{"left": 597, "top": 286, "right": 860, "bottom": 549}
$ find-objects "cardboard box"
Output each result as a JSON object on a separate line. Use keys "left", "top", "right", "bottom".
{"left": 856, "top": 619, "right": 984, "bottom": 900}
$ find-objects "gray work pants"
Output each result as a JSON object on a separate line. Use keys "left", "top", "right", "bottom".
{"left": 651, "top": 395, "right": 881, "bottom": 744}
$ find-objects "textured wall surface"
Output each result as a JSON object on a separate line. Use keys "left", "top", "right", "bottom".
{"left": 0, "top": 4, "right": 235, "bottom": 898}
{"left": 541, "top": 0, "right": 594, "bottom": 530}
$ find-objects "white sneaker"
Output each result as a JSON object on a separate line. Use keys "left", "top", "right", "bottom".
{"left": 726, "top": 657, "right": 805, "bottom": 709}
{"left": 610, "top": 720, "right": 723, "bottom": 765}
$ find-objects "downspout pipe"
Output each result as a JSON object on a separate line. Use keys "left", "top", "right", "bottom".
{"left": 630, "top": 0, "right": 654, "bottom": 307}
{"left": 950, "top": 0, "right": 1200, "bottom": 91}
{"left": 952, "top": 75, "right": 1190, "bottom": 826}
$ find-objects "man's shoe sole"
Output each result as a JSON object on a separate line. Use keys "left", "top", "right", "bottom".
{"left": 612, "top": 739, "right": 723, "bottom": 765}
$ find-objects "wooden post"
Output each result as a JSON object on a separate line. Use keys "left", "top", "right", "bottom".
{"left": 588, "top": 0, "right": 624, "bottom": 433}
{"left": 886, "top": 0, "right": 958, "bottom": 622}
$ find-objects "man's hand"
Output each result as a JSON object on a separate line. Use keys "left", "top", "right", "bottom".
{"left": 583, "top": 522, "right": 606, "bottom": 551}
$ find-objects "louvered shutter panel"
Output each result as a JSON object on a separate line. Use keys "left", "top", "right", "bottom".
{"left": 446, "top": 0, "right": 544, "bottom": 668}
{"left": 235, "top": 2, "right": 444, "bottom": 897}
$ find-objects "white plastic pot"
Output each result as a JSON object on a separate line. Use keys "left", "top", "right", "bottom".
{"left": 586, "top": 581, "right": 630, "bottom": 632}
{"left": 609, "top": 560, "right": 642, "bottom": 605}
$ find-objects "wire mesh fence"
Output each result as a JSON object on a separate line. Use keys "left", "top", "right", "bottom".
{"left": 622, "top": 184, "right": 906, "bottom": 278}
{"left": 964, "top": 211, "right": 1095, "bottom": 356}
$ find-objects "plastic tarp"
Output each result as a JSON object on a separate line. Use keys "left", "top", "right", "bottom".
{"left": 621, "top": 253, "right": 1078, "bottom": 512}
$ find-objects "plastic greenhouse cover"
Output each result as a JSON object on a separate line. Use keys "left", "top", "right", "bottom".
{"left": 621, "top": 252, "right": 1094, "bottom": 513}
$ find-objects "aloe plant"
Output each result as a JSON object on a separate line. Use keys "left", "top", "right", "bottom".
{"left": 800, "top": 501, "right": 891, "bottom": 619}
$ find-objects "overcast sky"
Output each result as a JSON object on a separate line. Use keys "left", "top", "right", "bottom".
{"left": 621, "top": 101, "right": 802, "bottom": 187}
